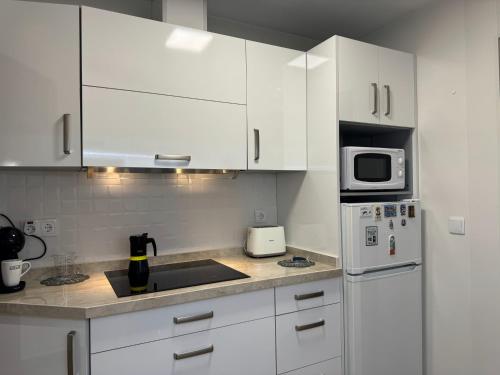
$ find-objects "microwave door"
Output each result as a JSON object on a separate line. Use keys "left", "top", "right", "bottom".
{"left": 354, "top": 153, "right": 392, "bottom": 184}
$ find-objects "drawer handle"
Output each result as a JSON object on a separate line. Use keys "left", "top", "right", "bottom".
{"left": 174, "top": 345, "right": 214, "bottom": 360}
{"left": 295, "top": 320, "right": 325, "bottom": 332}
{"left": 173, "top": 311, "right": 214, "bottom": 324}
{"left": 294, "top": 291, "right": 324, "bottom": 301}
{"left": 155, "top": 154, "right": 191, "bottom": 162}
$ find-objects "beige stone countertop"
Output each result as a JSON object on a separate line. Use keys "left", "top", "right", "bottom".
{"left": 0, "top": 248, "right": 341, "bottom": 320}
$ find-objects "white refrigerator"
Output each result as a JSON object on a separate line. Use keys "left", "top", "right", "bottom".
{"left": 342, "top": 200, "right": 423, "bottom": 375}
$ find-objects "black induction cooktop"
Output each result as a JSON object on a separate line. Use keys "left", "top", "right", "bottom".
{"left": 105, "top": 259, "right": 250, "bottom": 298}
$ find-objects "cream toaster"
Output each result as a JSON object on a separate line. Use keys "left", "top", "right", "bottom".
{"left": 245, "top": 226, "right": 286, "bottom": 258}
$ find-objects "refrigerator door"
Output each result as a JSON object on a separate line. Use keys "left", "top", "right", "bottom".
{"left": 345, "top": 265, "right": 423, "bottom": 375}
{"left": 342, "top": 201, "right": 421, "bottom": 274}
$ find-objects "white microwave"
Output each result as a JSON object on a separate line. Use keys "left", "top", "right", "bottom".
{"left": 340, "top": 147, "right": 405, "bottom": 191}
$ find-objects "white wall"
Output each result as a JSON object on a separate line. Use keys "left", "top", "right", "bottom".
{"left": 0, "top": 171, "right": 277, "bottom": 268}
{"left": 365, "top": 0, "right": 500, "bottom": 374}
{"left": 208, "top": 16, "right": 319, "bottom": 51}
{"left": 163, "top": 0, "right": 207, "bottom": 29}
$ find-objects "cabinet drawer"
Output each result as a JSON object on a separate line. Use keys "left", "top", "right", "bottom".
{"left": 91, "top": 317, "right": 276, "bottom": 375}
{"left": 82, "top": 7, "right": 246, "bottom": 104}
{"left": 275, "top": 278, "right": 341, "bottom": 315}
{"left": 82, "top": 86, "right": 247, "bottom": 170}
{"left": 90, "top": 289, "right": 274, "bottom": 353}
{"left": 276, "top": 304, "right": 342, "bottom": 374}
{"left": 284, "top": 358, "right": 342, "bottom": 375}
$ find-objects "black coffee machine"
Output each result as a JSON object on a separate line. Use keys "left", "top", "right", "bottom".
{"left": 0, "top": 214, "right": 26, "bottom": 292}
{"left": 0, "top": 214, "right": 47, "bottom": 293}
{"left": 128, "top": 233, "right": 157, "bottom": 293}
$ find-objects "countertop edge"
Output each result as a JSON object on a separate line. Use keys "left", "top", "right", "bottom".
{"left": 0, "top": 268, "right": 343, "bottom": 320}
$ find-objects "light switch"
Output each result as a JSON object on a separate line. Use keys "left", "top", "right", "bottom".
{"left": 448, "top": 216, "right": 465, "bottom": 235}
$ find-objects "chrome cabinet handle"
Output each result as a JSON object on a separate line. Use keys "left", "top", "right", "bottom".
{"left": 295, "top": 319, "right": 325, "bottom": 332}
{"left": 254, "top": 129, "right": 260, "bottom": 161}
{"left": 371, "top": 83, "right": 378, "bottom": 115}
{"left": 63, "top": 114, "right": 71, "bottom": 155}
{"left": 67, "top": 331, "right": 76, "bottom": 375}
{"left": 384, "top": 84, "right": 391, "bottom": 116}
{"left": 174, "top": 345, "right": 214, "bottom": 360}
{"left": 294, "top": 291, "right": 325, "bottom": 301}
{"left": 174, "top": 311, "right": 214, "bottom": 324}
{"left": 155, "top": 154, "right": 191, "bottom": 162}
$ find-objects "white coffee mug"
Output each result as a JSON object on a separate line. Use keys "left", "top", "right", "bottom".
{"left": 1, "top": 259, "right": 31, "bottom": 287}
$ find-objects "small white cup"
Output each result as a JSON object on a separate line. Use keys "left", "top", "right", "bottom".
{"left": 1, "top": 259, "right": 31, "bottom": 287}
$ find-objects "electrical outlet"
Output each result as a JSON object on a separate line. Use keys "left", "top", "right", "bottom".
{"left": 254, "top": 209, "right": 267, "bottom": 224}
{"left": 40, "top": 219, "right": 58, "bottom": 237}
{"left": 24, "top": 220, "right": 40, "bottom": 236}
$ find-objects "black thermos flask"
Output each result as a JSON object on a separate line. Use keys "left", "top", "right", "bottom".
{"left": 128, "top": 233, "right": 157, "bottom": 293}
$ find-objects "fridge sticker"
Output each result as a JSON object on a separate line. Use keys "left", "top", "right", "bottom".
{"left": 360, "top": 206, "right": 373, "bottom": 218}
{"left": 401, "top": 219, "right": 407, "bottom": 227}
{"left": 400, "top": 204, "right": 407, "bottom": 216}
{"left": 374, "top": 205, "right": 382, "bottom": 221}
{"left": 384, "top": 204, "right": 398, "bottom": 218}
{"left": 389, "top": 235, "right": 396, "bottom": 255}
{"left": 408, "top": 205, "right": 416, "bottom": 218}
{"left": 366, "top": 226, "right": 378, "bottom": 246}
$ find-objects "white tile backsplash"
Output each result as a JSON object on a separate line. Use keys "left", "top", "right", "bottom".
{"left": 0, "top": 171, "right": 277, "bottom": 267}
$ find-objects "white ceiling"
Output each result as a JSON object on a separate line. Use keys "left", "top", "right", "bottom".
{"left": 207, "top": 0, "right": 438, "bottom": 41}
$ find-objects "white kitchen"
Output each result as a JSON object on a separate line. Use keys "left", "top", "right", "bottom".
{"left": 0, "top": 0, "right": 498, "bottom": 374}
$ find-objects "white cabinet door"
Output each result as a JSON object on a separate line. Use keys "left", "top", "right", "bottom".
{"left": 82, "top": 7, "right": 246, "bottom": 105}
{"left": 284, "top": 358, "right": 342, "bottom": 375}
{"left": 246, "top": 41, "right": 307, "bottom": 171}
{"left": 91, "top": 317, "right": 275, "bottom": 375}
{"left": 338, "top": 37, "right": 380, "bottom": 125}
{"left": 82, "top": 87, "right": 247, "bottom": 170}
{"left": 0, "top": 315, "right": 89, "bottom": 375}
{"left": 276, "top": 304, "right": 342, "bottom": 374}
{"left": 0, "top": 1, "right": 81, "bottom": 167}
{"left": 379, "top": 47, "right": 416, "bottom": 128}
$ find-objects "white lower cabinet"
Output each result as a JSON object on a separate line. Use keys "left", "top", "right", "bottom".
{"left": 91, "top": 317, "right": 276, "bottom": 375}
{"left": 0, "top": 315, "right": 89, "bottom": 375}
{"left": 276, "top": 304, "right": 342, "bottom": 374}
{"left": 275, "top": 278, "right": 341, "bottom": 315}
{"left": 284, "top": 358, "right": 342, "bottom": 375}
{"left": 90, "top": 288, "right": 274, "bottom": 353}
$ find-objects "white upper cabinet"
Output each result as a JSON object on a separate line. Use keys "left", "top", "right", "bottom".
{"left": 379, "top": 47, "right": 416, "bottom": 127}
{"left": 83, "top": 87, "right": 246, "bottom": 170}
{"left": 338, "top": 37, "right": 416, "bottom": 128}
{"left": 81, "top": 7, "right": 246, "bottom": 105}
{"left": 246, "top": 41, "right": 307, "bottom": 171}
{"left": 338, "top": 37, "right": 380, "bottom": 125}
{"left": 0, "top": 1, "right": 81, "bottom": 167}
